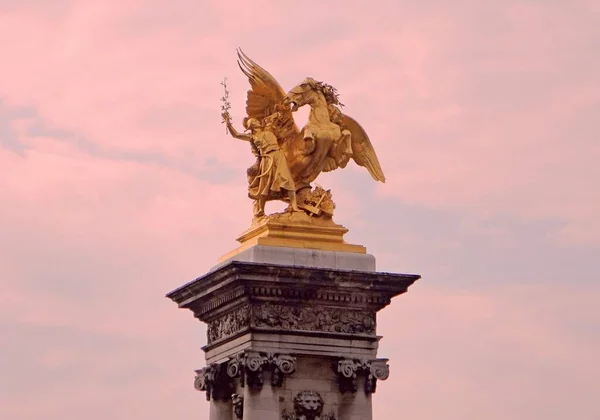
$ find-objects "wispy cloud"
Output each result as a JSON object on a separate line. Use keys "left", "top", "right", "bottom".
{"left": 1, "top": 0, "right": 598, "bottom": 419}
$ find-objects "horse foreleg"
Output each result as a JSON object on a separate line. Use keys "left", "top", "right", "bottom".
{"left": 303, "top": 127, "right": 316, "bottom": 154}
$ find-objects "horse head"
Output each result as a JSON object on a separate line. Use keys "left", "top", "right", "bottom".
{"left": 285, "top": 77, "right": 323, "bottom": 112}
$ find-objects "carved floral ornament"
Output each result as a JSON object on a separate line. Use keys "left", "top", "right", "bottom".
{"left": 193, "top": 351, "right": 297, "bottom": 400}
{"left": 335, "top": 358, "right": 390, "bottom": 395}
{"left": 206, "top": 303, "right": 376, "bottom": 344}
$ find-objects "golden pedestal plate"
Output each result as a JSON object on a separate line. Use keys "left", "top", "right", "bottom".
{"left": 218, "top": 212, "right": 366, "bottom": 263}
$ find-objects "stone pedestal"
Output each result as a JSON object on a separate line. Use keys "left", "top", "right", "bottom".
{"left": 166, "top": 247, "right": 420, "bottom": 420}
{"left": 217, "top": 212, "right": 367, "bottom": 263}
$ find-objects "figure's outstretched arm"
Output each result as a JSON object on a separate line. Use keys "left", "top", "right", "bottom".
{"left": 223, "top": 114, "right": 252, "bottom": 141}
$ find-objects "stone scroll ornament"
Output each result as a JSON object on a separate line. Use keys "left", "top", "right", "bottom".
{"left": 365, "top": 359, "right": 390, "bottom": 394}
{"left": 226, "top": 351, "right": 297, "bottom": 390}
{"left": 220, "top": 49, "right": 386, "bottom": 221}
{"left": 281, "top": 390, "right": 336, "bottom": 420}
{"left": 194, "top": 364, "right": 234, "bottom": 401}
{"left": 335, "top": 358, "right": 390, "bottom": 395}
{"left": 336, "top": 359, "right": 360, "bottom": 393}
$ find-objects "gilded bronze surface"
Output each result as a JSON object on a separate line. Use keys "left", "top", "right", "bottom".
{"left": 222, "top": 49, "right": 385, "bottom": 223}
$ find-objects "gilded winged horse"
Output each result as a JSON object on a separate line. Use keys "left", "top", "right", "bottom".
{"left": 233, "top": 49, "right": 385, "bottom": 217}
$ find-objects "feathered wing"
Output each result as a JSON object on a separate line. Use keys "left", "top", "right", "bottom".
{"left": 236, "top": 49, "right": 299, "bottom": 143}
{"left": 342, "top": 114, "right": 386, "bottom": 182}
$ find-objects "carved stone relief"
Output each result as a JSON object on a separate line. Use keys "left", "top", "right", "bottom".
{"left": 206, "top": 303, "right": 376, "bottom": 344}
{"left": 232, "top": 394, "right": 244, "bottom": 419}
{"left": 194, "top": 364, "right": 234, "bottom": 401}
{"left": 207, "top": 304, "right": 251, "bottom": 343}
{"left": 281, "top": 390, "right": 336, "bottom": 420}
{"left": 253, "top": 303, "right": 376, "bottom": 335}
{"left": 226, "top": 351, "right": 297, "bottom": 390}
{"left": 334, "top": 358, "right": 390, "bottom": 395}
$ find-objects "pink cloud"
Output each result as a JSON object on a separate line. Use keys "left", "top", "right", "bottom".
{"left": 373, "top": 283, "right": 600, "bottom": 419}
{"left": 1, "top": 1, "right": 599, "bottom": 419}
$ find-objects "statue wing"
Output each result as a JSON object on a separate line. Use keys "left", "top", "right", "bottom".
{"left": 237, "top": 49, "right": 299, "bottom": 142}
{"left": 342, "top": 114, "right": 386, "bottom": 182}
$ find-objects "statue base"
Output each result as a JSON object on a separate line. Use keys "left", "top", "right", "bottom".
{"left": 166, "top": 251, "right": 421, "bottom": 420}
{"left": 219, "top": 212, "right": 366, "bottom": 263}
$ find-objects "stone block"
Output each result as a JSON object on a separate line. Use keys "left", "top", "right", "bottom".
{"left": 166, "top": 259, "right": 421, "bottom": 420}
{"left": 211, "top": 245, "right": 377, "bottom": 272}
{"left": 285, "top": 378, "right": 333, "bottom": 393}
{"left": 294, "top": 357, "right": 335, "bottom": 380}
{"left": 324, "top": 391, "right": 339, "bottom": 406}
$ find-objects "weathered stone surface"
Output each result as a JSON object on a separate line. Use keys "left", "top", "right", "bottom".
{"left": 207, "top": 305, "right": 251, "bottom": 343}
{"left": 281, "top": 389, "right": 337, "bottom": 420}
{"left": 203, "top": 331, "right": 380, "bottom": 365}
{"left": 211, "top": 245, "right": 376, "bottom": 272}
{"left": 166, "top": 257, "right": 420, "bottom": 420}
{"left": 168, "top": 260, "right": 418, "bottom": 325}
{"left": 206, "top": 303, "right": 376, "bottom": 345}
{"left": 253, "top": 303, "right": 376, "bottom": 335}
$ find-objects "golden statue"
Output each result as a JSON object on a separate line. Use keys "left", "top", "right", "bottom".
{"left": 224, "top": 113, "right": 299, "bottom": 218}
{"left": 219, "top": 49, "right": 386, "bottom": 258}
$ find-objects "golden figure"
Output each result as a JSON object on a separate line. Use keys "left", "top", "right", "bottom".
{"left": 223, "top": 113, "right": 299, "bottom": 218}
{"left": 219, "top": 49, "right": 386, "bottom": 257}
{"left": 216, "top": 50, "right": 385, "bottom": 259}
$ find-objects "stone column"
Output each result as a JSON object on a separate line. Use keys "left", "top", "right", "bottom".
{"left": 167, "top": 247, "right": 420, "bottom": 419}
{"left": 193, "top": 365, "right": 234, "bottom": 420}
{"left": 208, "top": 400, "right": 232, "bottom": 420}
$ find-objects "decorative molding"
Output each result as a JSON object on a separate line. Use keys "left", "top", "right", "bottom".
{"left": 207, "top": 304, "right": 251, "bottom": 343}
{"left": 190, "top": 283, "right": 391, "bottom": 319}
{"left": 246, "top": 285, "right": 388, "bottom": 305}
{"left": 167, "top": 262, "right": 420, "bottom": 320}
{"left": 253, "top": 303, "right": 376, "bottom": 335}
{"left": 194, "top": 288, "right": 246, "bottom": 317}
{"left": 206, "top": 303, "right": 376, "bottom": 344}
{"left": 282, "top": 390, "right": 336, "bottom": 420}
{"left": 334, "top": 358, "right": 390, "bottom": 395}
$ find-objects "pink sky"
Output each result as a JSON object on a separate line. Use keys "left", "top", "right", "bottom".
{"left": 1, "top": 1, "right": 599, "bottom": 419}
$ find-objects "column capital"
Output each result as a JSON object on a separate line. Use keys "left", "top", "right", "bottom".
{"left": 334, "top": 358, "right": 390, "bottom": 395}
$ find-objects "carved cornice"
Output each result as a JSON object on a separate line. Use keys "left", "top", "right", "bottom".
{"left": 207, "top": 304, "right": 251, "bottom": 343}
{"left": 334, "top": 358, "right": 390, "bottom": 395}
{"left": 194, "top": 287, "right": 246, "bottom": 317}
{"left": 166, "top": 262, "right": 420, "bottom": 320}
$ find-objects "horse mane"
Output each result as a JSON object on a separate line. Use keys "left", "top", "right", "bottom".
{"left": 306, "top": 78, "right": 345, "bottom": 107}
